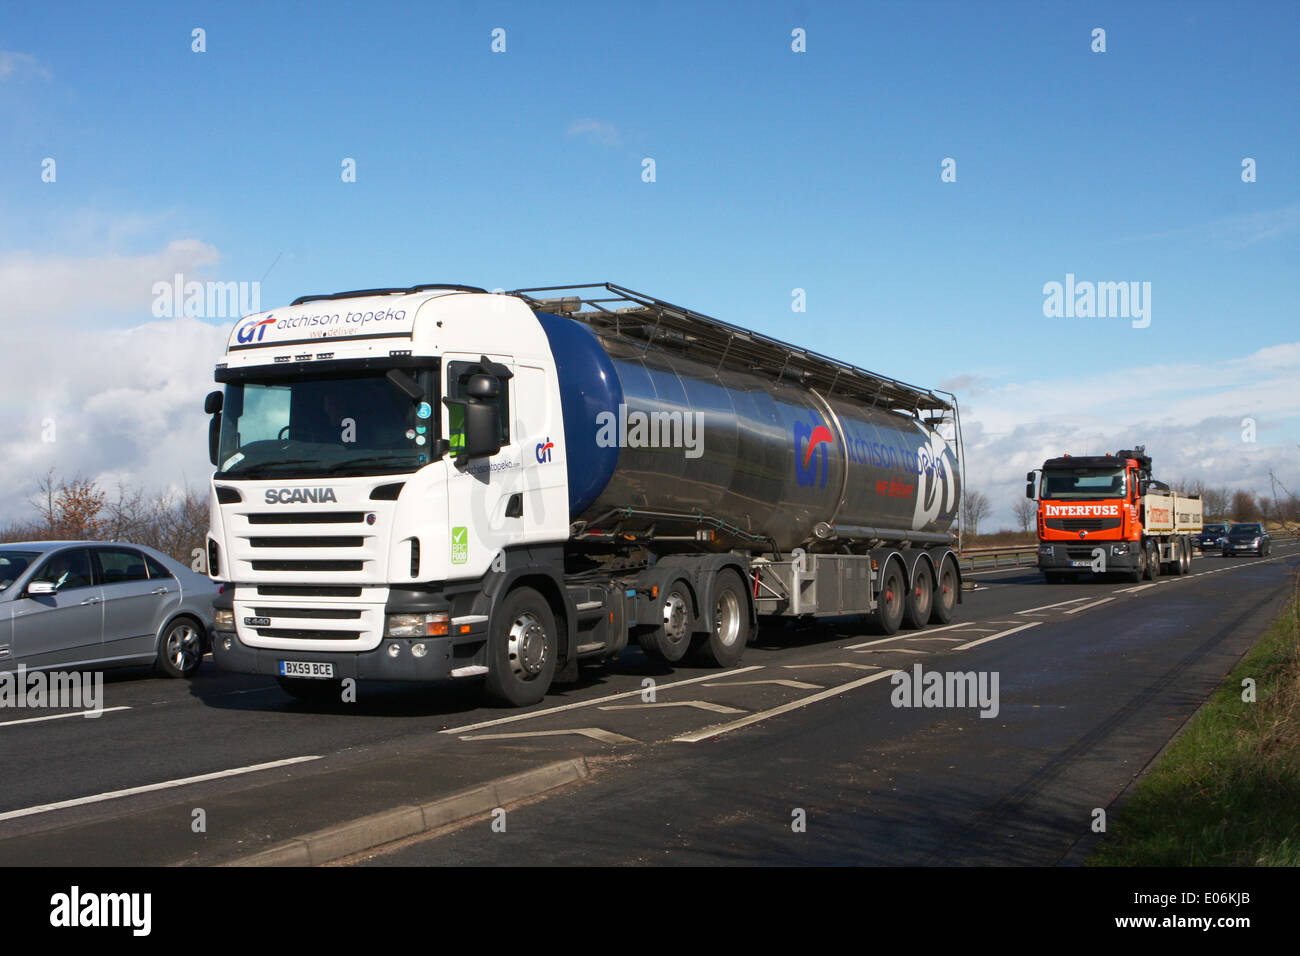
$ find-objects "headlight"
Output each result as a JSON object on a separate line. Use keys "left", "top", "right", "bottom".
{"left": 1111, "top": 543, "right": 1130, "bottom": 555}
{"left": 1252, "top": 537, "right": 1261, "bottom": 547}
{"left": 1037, "top": 545, "right": 1054, "bottom": 556}
{"left": 385, "top": 611, "right": 449, "bottom": 637}
{"left": 214, "top": 609, "right": 235, "bottom": 630}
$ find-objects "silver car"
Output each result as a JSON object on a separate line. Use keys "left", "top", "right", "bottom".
{"left": 0, "top": 541, "right": 218, "bottom": 678}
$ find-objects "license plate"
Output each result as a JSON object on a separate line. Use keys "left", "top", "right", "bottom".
{"left": 1069, "top": 560, "right": 1093, "bottom": 567}
{"left": 279, "top": 661, "right": 335, "bottom": 679}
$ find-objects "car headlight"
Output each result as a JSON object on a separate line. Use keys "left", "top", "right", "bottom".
{"left": 385, "top": 611, "right": 449, "bottom": 637}
{"left": 1037, "top": 545, "right": 1054, "bottom": 557}
{"left": 214, "top": 609, "right": 235, "bottom": 630}
{"left": 1252, "top": 537, "right": 1261, "bottom": 547}
{"left": 1111, "top": 543, "right": 1130, "bottom": 555}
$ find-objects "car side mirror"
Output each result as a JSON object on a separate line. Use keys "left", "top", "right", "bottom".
{"left": 26, "top": 581, "right": 57, "bottom": 596}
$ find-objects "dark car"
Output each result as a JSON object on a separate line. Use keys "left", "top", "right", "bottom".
{"left": 1221, "top": 523, "right": 1270, "bottom": 557}
{"left": 1195, "top": 523, "right": 1227, "bottom": 551}
{"left": 0, "top": 541, "right": 218, "bottom": 677}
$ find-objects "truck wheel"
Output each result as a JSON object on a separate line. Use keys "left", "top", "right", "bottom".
{"left": 1144, "top": 544, "right": 1160, "bottom": 580}
{"left": 485, "top": 587, "right": 557, "bottom": 707}
{"left": 903, "top": 563, "right": 933, "bottom": 629}
{"left": 690, "top": 570, "right": 750, "bottom": 667}
{"left": 1126, "top": 549, "right": 1144, "bottom": 583}
{"left": 155, "top": 617, "right": 204, "bottom": 678}
{"left": 868, "top": 560, "right": 906, "bottom": 634}
{"left": 277, "top": 677, "right": 345, "bottom": 703}
{"left": 930, "top": 556, "right": 958, "bottom": 624}
{"left": 636, "top": 579, "right": 693, "bottom": 662}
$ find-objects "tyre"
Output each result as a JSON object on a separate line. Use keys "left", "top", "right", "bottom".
{"left": 485, "top": 586, "right": 558, "bottom": 707}
{"left": 277, "top": 677, "right": 345, "bottom": 703}
{"left": 155, "top": 617, "right": 204, "bottom": 678}
{"left": 903, "top": 563, "right": 934, "bottom": 628}
{"left": 930, "top": 556, "right": 958, "bottom": 624}
{"left": 867, "top": 560, "right": 906, "bottom": 635}
{"left": 636, "top": 578, "right": 694, "bottom": 662}
{"left": 1126, "top": 549, "right": 1144, "bottom": 583}
{"left": 690, "top": 570, "right": 750, "bottom": 667}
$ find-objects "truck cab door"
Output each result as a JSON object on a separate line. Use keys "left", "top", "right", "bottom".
{"left": 443, "top": 353, "right": 524, "bottom": 576}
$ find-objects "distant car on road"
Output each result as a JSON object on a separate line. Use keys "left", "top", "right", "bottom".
{"left": 1195, "top": 523, "right": 1228, "bottom": 551}
{"left": 0, "top": 541, "right": 217, "bottom": 677}
{"left": 1221, "top": 523, "right": 1270, "bottom": 557}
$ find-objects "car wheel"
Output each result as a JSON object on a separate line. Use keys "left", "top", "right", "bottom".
{"left": 485, "top": 586, "right": 558, "bottom": 706}
{"left": 155, "top": 617, "right": 204, "bottom": 678}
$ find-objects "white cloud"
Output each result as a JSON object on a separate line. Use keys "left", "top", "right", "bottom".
{"left": 0, "top": 238, "right": 220, "bottom": 324}
{"left": 568, "top": 118, "right": 622, "bottom": 148}
{"left": 0, "top": 51, "right": 52, "bottom": 82}
{"left": 960, "top": 343, "right": 1300, "bottom": 528}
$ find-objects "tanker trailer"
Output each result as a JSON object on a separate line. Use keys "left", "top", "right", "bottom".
{"left": 205, "top": 282, "right": 964, "bottom": 706}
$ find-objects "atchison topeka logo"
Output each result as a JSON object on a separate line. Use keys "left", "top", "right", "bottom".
{"left": 236, "top": 314, "right": 276, "bottom": 343}
{"left": 794, "top": 420, "right": 834, "bottom": 488}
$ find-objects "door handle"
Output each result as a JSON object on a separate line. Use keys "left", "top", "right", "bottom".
{"left": 151, "top": 587, "right": 171, "bottom": 595}
{"left": 80, "top": 597, "right": 100, "bottom": 606}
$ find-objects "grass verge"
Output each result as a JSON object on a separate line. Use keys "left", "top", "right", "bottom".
{"left": 1090, "top": 576, "right": 1300, "bottom": 866}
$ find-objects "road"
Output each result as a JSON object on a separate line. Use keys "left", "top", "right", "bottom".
{"left": 0, "top": 542, "right": 1295, "bottom": 865}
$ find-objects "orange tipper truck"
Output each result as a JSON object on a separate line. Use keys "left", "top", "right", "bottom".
{"left": 1027, "top": 445, "right": 1203, "bottom": 583}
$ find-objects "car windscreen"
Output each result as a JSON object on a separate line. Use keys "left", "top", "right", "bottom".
{"left": 0, "top": 549, "right": 40, "bottom": 592}
{"left": 1203, "top": 525, "right": 1226, "bottom": 534}
{"left": 1227, "top": 524, "right": 1262, "bottom": 536}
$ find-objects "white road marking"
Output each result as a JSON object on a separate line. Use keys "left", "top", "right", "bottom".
{"left": 1015, "top": 598, "right": 1091, "bottom": 615}
{"left": 459, "top": 728, "right": 636, "bottom": 744}
{"left": 853, "top": 647, "right": 930, "bottom": 655}
{"left": 1115, "top": 583, "right": 1160, "bottom": 593}
{"left": 701, "top": 678, "right": 823, "bottom": 690}
{"left": 0, "top": 706, "right": 130, "bottom": 728}
{"left": 600, "top": 700, "right": 746, "bottom": 715}
{"left": 441, "top": 665, "right": 765, "bottom": 734}
{"left": 674, "top": 669, "right": 901, "bottom": 743}
{"left": 783, "top": 662, "right": 881, "bottom": 671}
{"left": 844, "top": 621, "right": 976, "bottom": 649}
{"left": 1064, "top": 598, "right": 1115, "bottom": 615}
{"left": 0, "top": 755, "right": 321, "bottom": 823}
{"left": 952, "top": 621, "right": 1042, "bottom": 651}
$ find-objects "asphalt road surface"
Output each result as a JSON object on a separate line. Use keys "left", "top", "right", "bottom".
{"left": 1, "top": 542, "right": 1295, "bottom": 866}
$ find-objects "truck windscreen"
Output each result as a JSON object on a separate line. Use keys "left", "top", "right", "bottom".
{"left": 1040, "top": 468, "right": 1126, "bottom": 500}
{"left": 216, "top": 369, "right": 439, "bottom": 478}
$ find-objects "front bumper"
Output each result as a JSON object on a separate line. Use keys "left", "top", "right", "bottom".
{"left": 1221, "top": 543, "right": 1261, "bottom": 555}
{"left": 1037, "top": 544, "right": 1139, "bottom": 574}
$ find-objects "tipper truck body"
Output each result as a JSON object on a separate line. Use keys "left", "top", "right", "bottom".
{"left": 1028, "top": 445, "right": 1202, "bottom": 583}
{"left": 204, "top": 283, "right": 964, "bottom": 705}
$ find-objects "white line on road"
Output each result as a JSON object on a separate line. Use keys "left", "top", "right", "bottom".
{"left": 459, "top": 728, "right": 636, "bottom": 744}
{"left": 1064, "top": 598, "right": 1115, "bottom": 614}
{"left": 952, "top": 621, "right": 1042, "bottom": 651}
{"left": 844, "top": 620, "right": 976, "bottom": 649}
{"left": 674, "top": 669, "right": 901, "bottom": 743}
{"left": 0, "top": 755, "right": 322, "bottom": 823}
{"left": 853, "top": 647, "right": 930, "bottom": 655}
{"left": 441, "top": 665, "right": 765, "bottom": 734}
{"left": 1115, "top": 583, "right": 1161, "bottom": 593}
{"left": 701, "top": 678, "right": 823, "bottom": 690}
{"left": 0, "top": 706, "right": 130, "bottom": 728}
{"left": 1015, "top": 598, "right": 1091, "bottom": 615}
{"left": 783, "top": 663, "right": 881, "bottom": 671}
{"left": 600, "top": 700, "right": 746, "bottom": 715}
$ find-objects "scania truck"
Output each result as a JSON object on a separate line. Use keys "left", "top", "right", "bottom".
{"left": 1027, "top": 445, "right": 1202, "bottom": 583}
{"left": 204, "top": 283, "right": 964, "bottom": 706}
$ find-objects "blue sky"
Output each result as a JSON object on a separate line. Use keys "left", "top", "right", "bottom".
{"left": 2, "top": 0, "right": 1298, "bottom": 525}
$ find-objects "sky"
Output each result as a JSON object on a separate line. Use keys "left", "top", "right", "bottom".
{"left": 1, "top": 0, "right": 1297, "bottom": 529}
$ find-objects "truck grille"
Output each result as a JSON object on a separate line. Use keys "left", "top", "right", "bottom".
{"left": 252, "top": 628, "right": 363, "bottom": 641}
{"left": 253, "top": 585, "right": 364, "bottom": 597}
{"left": 251, "top": 607, "right": 362, "bottom": 620}
{"left": 247, "top": 512, "right": 366, "bottom": 524}
{"left": 248, "top": 536, "right": 365, "bottom": 549}
{"left": 1046, "top": 517, "right": 1120, "bottom": 532}
{"left": 251, "top": 559, "right": 365, "bottom": 572}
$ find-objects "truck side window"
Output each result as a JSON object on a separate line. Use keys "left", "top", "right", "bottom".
{"left": 447, "top": 360, "right": 510, "bottom": 452}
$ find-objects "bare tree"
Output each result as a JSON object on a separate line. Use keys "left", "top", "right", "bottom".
{"left": 1012, "top": 496, "right": 1037, "bottom": 533}
{"left": 962, "top": 489, "right": 992, "bottom": 537}
{"left": 1200, "top": 486, "right": 1230, "bottom": 521}
{"left": 1230, "top": 489, "right": 1260, "bottom": 522}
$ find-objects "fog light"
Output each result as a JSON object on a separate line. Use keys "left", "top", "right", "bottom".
{"left": 214, "top": 609, "right": 234, "bottom": 629}
{"left": 387, "top": 642, "right": 401, "bottom": 658}
{"left": 222, "top": 637, "right": 232, "bottom": 652}
{"left": 412, "top": 642, "right": 428, "bottom": 658}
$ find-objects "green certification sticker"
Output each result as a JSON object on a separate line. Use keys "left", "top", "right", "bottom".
{"left": 451, "top": 526, "right": 468, "bottom": 564}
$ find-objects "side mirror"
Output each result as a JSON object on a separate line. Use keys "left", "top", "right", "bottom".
{"left": 1025, "top": 471, "right": 1035, "bottom": 483}
{"left": 1025, "top": 481, "right": 1036, "bottom": 500}
{"left": 209, "top": 413, "right": 222, "bottom": 466}
{"left": 465, "top": 373, "right": 499, "bottom": 400}
{"left": 460, "top": 401, "right": 502, "bottom": 459}
{"left": 205, "top": 390, "right": 223, "bottom": 414}
{"left": 26, "top": 581, "right": 57, "bottom": 596}
{"left": 1138, "top": 479, "right": 1150, "bottom": 496}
